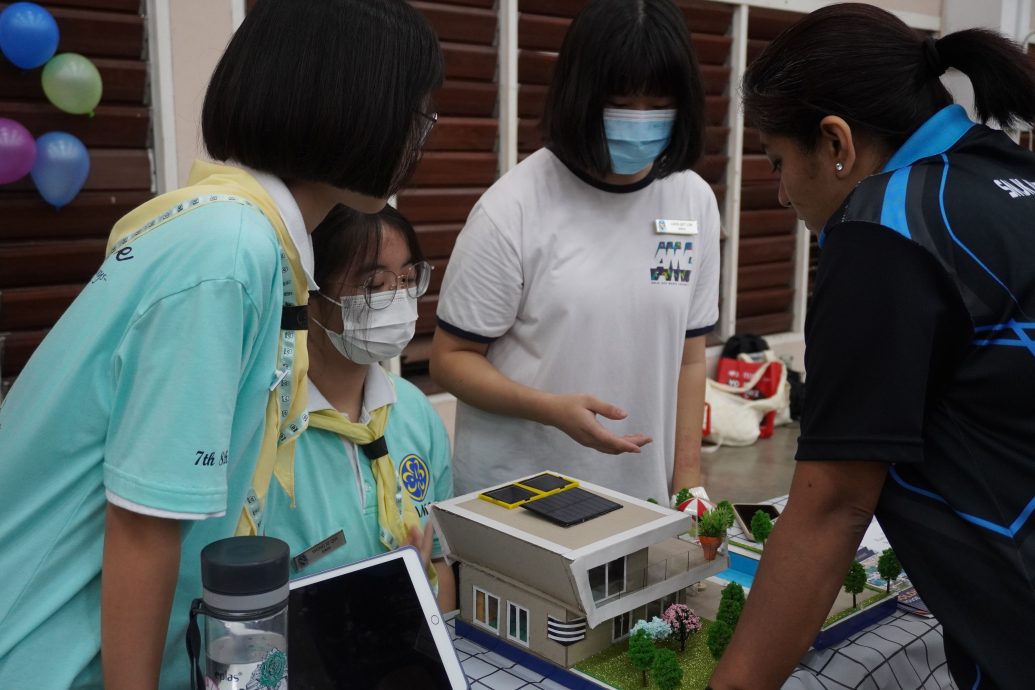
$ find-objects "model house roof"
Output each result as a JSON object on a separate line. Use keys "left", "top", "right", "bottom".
{"left": 431, "top": 473, "right": 728, "bottom": 628}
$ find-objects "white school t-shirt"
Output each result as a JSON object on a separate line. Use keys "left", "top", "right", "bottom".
{"left": 437, "top": 148, "right": 720, "bottom": 502}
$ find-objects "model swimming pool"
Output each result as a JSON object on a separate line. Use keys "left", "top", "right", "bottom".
{"left": 715, "top": 550, "right": 758, "bottom": 588}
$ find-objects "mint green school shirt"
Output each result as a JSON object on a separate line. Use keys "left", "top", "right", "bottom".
{"left": 0, "top": 200, "right": 284, "bottom": 690}
{"left": 263, "top": 370, "right": 453, "bottom": 578}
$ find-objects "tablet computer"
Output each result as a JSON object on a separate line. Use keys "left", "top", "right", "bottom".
{"left": 288, "top": 547, "right": 468, "bottom": 689}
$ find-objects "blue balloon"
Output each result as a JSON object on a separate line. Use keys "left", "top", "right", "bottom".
{"left": 31, "top": 132, "right": 90, "bottom": 209}
{"left": 0, "top": 2, "right": 59, "bottom": 70}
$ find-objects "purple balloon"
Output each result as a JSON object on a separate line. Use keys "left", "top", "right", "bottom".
{"left": 0, "top": 117, "right": 36, "bottom": 184}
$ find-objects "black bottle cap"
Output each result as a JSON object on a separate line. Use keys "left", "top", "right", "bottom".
{"left": 200, "top": 536, "right": 290, "bottom": 597}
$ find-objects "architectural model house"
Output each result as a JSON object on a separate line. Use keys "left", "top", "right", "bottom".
{"left": 431, "top": 472, "right": 729, "bottom": 669}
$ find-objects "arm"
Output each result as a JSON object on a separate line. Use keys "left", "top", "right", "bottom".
{"left": 433, "top": 559, "right": 457, "bottom": 612}
{"left": 709, "top": 460, "right": 887, "bottom": 689}
{"left": 430, "top": 328, "right": 650, "bottom": 454}
{"left": 102, "top": 503, "right": 182, "bottom": 690}
{"left": 672, "top": 336, "right": 707, "bottom": 492}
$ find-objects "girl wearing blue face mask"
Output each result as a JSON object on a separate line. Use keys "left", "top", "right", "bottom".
{"left": 262, "top": 205, "right": 456, "bottom": 612}
{"left": 431, "top": 0, "right": 719, "bottom": 504}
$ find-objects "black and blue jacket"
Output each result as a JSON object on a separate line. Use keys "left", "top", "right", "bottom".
{"left": 799, "top": 105, "right": 1035, "bottom": 689}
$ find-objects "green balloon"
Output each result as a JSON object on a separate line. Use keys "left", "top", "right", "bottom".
{"left": 41, "top": 53, "right": 103, "bottom": 116}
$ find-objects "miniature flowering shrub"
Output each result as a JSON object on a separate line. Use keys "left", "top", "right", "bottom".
{"left": 631, "top": 616, "right": 672, "bottom": 642}
{"left": 662, "top": 603, "right": 701, "bottom": 652}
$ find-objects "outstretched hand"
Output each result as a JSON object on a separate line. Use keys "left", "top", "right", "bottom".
{"left": 546, "top": 394, "right": 652, "bottom": 455}
{"left": 406, "top": 521, "right": 434, "bottom": 569}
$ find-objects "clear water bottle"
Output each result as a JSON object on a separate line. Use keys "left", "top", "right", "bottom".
{"left": 187, "top": 536, "right": 289, "bottom": 690}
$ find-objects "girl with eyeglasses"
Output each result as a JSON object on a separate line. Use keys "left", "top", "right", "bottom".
{"left": 0, "top": 1, "right": 441, "bottom": 688}
{"left": 262, "top": 205, "right": 455, "bottom": 612}
{"left": 431, "top": 0, "right": 719, "bottom": 504}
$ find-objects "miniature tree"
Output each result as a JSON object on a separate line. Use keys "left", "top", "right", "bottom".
{"left": 631, "top": 616, "right": 672, "bottom": 642}
{"left": 707, "top": 619, "right": 733, "bottom": 660}
{"left": 652, "top": 648, "right": 683, "bottom": 690}
{"left": 715, "top": 500, "right": 736, "bottom": 530}
{"left": 626, "top": 628, "right": 655, "bottom": 687}
{"left": 750, "top": 509, "right": 773, "bottom": 545}
{"left": 674, "top": 487, "right": 693, "bottom": 506}
{"left": 716, "top": 582, "right": 746, "bottom": 628}
{"left": 877, "top": 549, "right": 902, "bottom": 592}
{"left": 662, "top": 603, "right": 701, "bottom": 652}
{"left": 844, "top": 560, "right": 867, "bottom": 608}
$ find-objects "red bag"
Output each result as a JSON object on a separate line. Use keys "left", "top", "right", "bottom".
{"left": 715, "top": 356, "right": 784, "bottom": 439}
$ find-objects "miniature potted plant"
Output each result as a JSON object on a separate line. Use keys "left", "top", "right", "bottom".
{"left": 697, "top": 506, "right": 728, "bottom": 560}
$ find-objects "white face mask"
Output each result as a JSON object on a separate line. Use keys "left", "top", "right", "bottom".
{"left": 314, "top": 290, "right": 418, "bottom": 365}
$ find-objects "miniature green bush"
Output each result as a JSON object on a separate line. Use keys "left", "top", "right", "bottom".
{"left": 715, "top": 500, "right": 736, "bottom": 529}
{"left": 674, "top": 487, "right": 693, "bottom": 505}
{"left": 716, "top": 582, "right": 745, "bottom": 628}
{"left": 706, "top": 620, "right": 733, "bottom": 660}
{"left": 844, "top": 560, "right": 867, "bottom": 608}
{"left": 877, "top": 549, "right": 902, "bottom": 592}
{"left": 626, "top": 628, "right": 655, "bottom": 686}
{"left": 698, "top": 507, "right": 727, "bottom": 539}
{"left": 651, "top": 648, "right": 683, "bottom": 690}
{"left": 750, "top": 509, "right": 773, "bottom": 545}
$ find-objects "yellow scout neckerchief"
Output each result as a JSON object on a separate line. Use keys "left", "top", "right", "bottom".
{"left": 106, "top": 160, "right": 310, "bottom": 536}
{"left": 308, "top": 400, "right": 439, "bottom": 591}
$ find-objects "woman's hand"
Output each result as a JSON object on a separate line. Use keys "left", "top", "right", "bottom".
{"left": 407, "top": 521, "right": 435, "bottom": 568}
{"left": 544, "top": 393, "right": 652, "bottom": 454}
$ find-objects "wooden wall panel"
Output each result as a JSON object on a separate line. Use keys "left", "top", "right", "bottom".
{"left": 735, "top": 7, "right": 804, "bottom": 337}
{"left": 399, "top": 1, "right": 500, "bottom": 389}
{"left": 0, "top": 2, "right": 152, "bottom": 393}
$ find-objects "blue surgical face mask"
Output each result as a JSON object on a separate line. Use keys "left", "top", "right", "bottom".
{"left": 603, "top": 107, "right": 677, "bottom": 175}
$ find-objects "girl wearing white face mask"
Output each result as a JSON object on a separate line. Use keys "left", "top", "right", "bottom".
{"left": 431, "top": 0, "right": 720, "bottom": 504}
{"left": 263, "top": 205, "right": 456, "bottom": 612}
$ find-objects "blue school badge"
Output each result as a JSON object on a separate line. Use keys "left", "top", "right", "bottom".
{"left": 400, "top": 454, "right": 430, "bottom": 501}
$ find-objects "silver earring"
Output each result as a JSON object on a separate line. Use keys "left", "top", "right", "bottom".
{"left": 835, "top": 161, "right": 844, "bottom": 172}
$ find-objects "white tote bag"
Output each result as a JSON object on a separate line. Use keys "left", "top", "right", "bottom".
{"left": 703, "top": 360, "right": 788, "bottom": 449}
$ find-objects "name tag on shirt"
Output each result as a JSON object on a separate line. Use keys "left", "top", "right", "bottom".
{"left": 655, "top": 219, "right": 698, "bottom": 235}
{"left": 292, "top": 529, "right": 346, "bottom": 572}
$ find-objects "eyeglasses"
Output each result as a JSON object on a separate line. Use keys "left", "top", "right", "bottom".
{"left": 416, "top": 111, "right": 438, "bottom": 148}
{"left": 356, "top": 260, "right": 433, "bottom": 310}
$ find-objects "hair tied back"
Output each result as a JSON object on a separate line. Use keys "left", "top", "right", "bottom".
{"left": 922, "top": 36, "right": 947, "bottom": 78}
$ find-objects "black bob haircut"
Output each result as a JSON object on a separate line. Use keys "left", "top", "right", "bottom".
{"left": 311, "top": 204, "right": 426, "bottom": 297}
{"left": 743, "top": 3, "right": 1035, "bottom": 152}
{"left": 541, "top": 0, "right": 705, "bottom": 179}
{"left": 203, "top": 0, "right": 443, "bottom": 199}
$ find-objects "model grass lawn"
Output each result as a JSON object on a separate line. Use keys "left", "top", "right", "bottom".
{"left": 575, "top": 617, "right": 718, "bottom": 690}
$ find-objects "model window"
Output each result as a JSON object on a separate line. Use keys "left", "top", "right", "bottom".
{"left": 474, "top": 586, "right": 499, "bottom": 632}
{"left": 612, "top": 611, "right": 632, "bottom": 641}
{"left": 507, "top": 602, "right": 530, "bottom": 646}
{"left": 589, "top": 557, "right": 627, "bottom": 602}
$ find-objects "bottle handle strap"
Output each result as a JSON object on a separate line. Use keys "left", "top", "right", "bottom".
{"left": 187, "top": 598, "right": 211, "bottom": 690}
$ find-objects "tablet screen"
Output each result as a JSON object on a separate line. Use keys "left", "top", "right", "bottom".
{"left": 289, "top": 555, "right": 463, "bottom": 689}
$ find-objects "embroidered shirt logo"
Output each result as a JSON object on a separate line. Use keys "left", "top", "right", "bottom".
{"left": 400, "top": 454, "right": 430, "bottom": 501}
{"left": 651, "top": 240, "right": 693, "bottom": 283}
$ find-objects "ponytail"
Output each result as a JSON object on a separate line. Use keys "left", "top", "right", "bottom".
{"left": 936, "top": 28, "right": 1035, "bottom": 129}
{"left": 743, "top": 3, "right": 1035, "bottom": 151}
